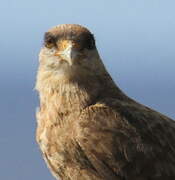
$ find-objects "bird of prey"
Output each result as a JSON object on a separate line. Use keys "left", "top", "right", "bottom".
{"left": 35, "top": 24, "right": 175, "bottom": 180}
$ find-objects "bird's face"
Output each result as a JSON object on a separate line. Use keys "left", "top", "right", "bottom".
{"left": 39, "top": 24, "right": 103, "bottom": 79}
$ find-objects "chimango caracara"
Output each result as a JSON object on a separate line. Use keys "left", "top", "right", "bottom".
{"left": 35, "top": 24, "right": 175, "bottom": 180}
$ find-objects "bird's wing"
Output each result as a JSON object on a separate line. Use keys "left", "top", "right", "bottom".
{"left": 75, "top": 101, "right": 175, "bottom": 180}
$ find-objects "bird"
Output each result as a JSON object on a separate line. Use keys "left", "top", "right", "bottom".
{"left": 35, "top": 24, "right": 175, "bottom": 180}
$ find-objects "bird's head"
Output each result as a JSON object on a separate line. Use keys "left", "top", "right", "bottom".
{"left": 39, "top": 24, "right": 105, "bottom": 80}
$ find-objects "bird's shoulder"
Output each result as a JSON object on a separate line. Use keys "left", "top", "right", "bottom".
{"left": 75, "top": 98, "right": 175, "bottom": 179}
{"left": 78, "top": 97, "right": 175, "bottom": 138}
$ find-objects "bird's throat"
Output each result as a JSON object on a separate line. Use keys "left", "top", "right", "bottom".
{"left": 36, "top": 69, "right": 101, "bottom": 113}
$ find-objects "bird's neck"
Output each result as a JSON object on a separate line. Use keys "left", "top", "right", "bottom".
{"left": 36, "top": 70, "right": 99, "bottom": 114}
{"left": 36, "top": 68, "right": 129, "bottom": 116}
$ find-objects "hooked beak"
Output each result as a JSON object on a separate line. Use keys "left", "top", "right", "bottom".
{"left": 54, "top": 40, "right": 80, "bottom": 66}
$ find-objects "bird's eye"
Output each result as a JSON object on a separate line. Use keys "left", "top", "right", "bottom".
{"left": 86, "top": 39, "right": 95, "bottom": 50}
{"left": 77, "top": 33, "right": 95, "bottom": 51}
{"left": 84, "top": 34, "right": 95, "bottom": 50}
{"left": 44, "top": 32, "right": 56, "bottom": 48}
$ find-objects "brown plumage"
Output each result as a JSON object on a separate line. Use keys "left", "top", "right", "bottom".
{"left": 35, "top": 24, "right": 175, "bottom": 180}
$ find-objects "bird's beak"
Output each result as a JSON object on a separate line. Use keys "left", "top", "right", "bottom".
{"left": 54, "top": 40, "right": 80, "bottom": 66}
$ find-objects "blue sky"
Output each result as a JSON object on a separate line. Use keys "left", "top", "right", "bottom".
{"left": 0, "top": 0, "right": 174, "bottom": 180}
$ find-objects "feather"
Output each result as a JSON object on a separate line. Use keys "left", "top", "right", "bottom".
{"left": 36, "top": 24, "right": 175, "bottom": 180}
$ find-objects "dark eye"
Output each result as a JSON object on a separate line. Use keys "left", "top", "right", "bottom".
{"left": 85, "top": 34, "right": 95, "bottom": 50}
{"left": 44, "top": 32, "right": 56, "bottom": 48}
{"left": 86, "top": 38, "right": 95, "bottom": 50}
{"left": 77, "top": 33, "right": 95, "bottom": 50}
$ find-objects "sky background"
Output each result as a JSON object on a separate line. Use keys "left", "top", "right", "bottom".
{"left": 0, "top": 0, "right": 175, "bottom": 180}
